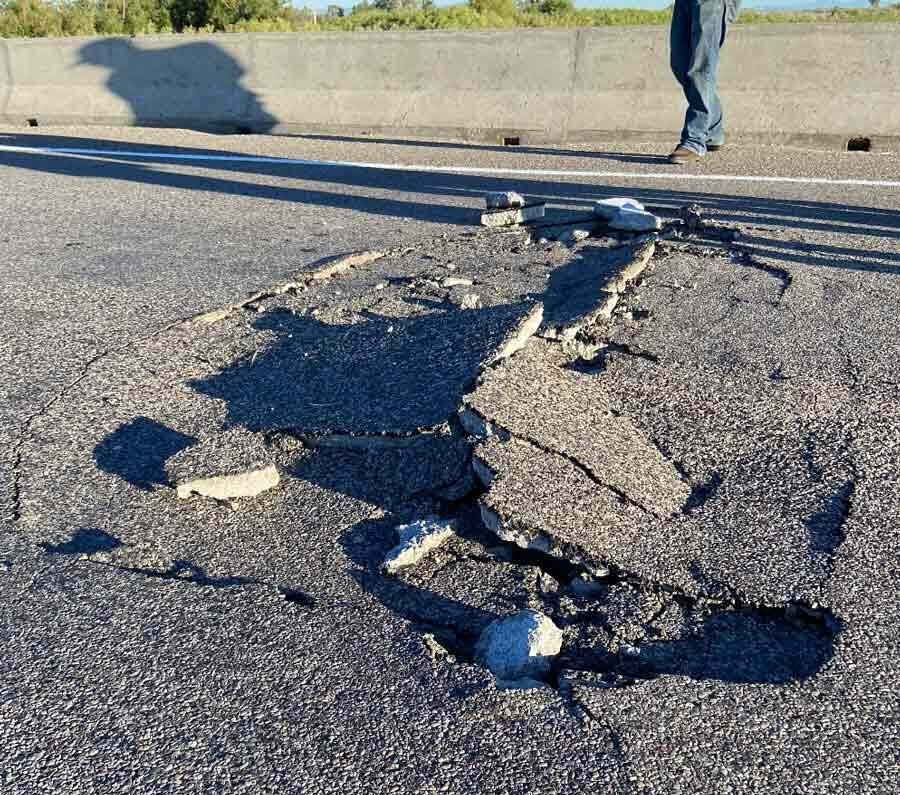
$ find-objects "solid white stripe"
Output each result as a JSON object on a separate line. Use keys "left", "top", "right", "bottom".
{"left": 2, "top": 144, "right": 900, "bottom": 189}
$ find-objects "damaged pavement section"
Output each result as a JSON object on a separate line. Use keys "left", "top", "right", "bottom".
{"left": 354, "top": 491, "right": 839, "bottom": 691}
{"left": 540, "top": 241, "right": 655, "bottom": 344}
{"left": 29, "top": 216, "right": 848, "bottom": 702}
{"left": 195, "top": 227, "right": 841, "bottom": 693}
{"left": 321, "top": 232, "right": 841, "bottom": 693}
{"left": 464, "top": 339, "right": 689, "bottom": 519}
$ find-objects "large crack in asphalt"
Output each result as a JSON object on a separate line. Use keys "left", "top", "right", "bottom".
{"left": 240, "top": 225, "right": 837, "bottom": 690}
{"left": 347, "top": 468, "right": 840, "bottom": 693}
{"left": 23, "top": 214, "right": 841, "bottom": 709}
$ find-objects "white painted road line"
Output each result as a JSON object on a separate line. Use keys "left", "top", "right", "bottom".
{"left": 2, "top": 144, "right": 900, "bottom": 189}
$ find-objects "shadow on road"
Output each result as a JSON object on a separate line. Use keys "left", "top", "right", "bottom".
{"left": 297, "top": 133, "right": 672, "bottom": 165}
{"left": 1, "top": 132, "right": 899, "bottom": 276}
{"left": 94, "top": 416, "right": 197, "bottom": 491}
{"left": 187, "top": 303, "right": 538, "bottom": 435}
{"left": 41, "top": 527, "right": 122, "bottom": 556}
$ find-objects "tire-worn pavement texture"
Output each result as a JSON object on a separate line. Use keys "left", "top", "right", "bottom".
{"left": 1, "top": 127, "right": 899, "bottom": 794}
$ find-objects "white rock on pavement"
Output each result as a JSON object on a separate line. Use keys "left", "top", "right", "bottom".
{"left": 474, "top": 609, "right": 563, "bottom": 681}
{"left": 450, "top": 291, "right": 482, "bottom": 310}
{"left": 441, "top": 276, "right": 475, "bottom": 288}
{"left": 609, "top": 207, "right": 663, "bottom": 232}
{"left": 481, "top": 204, "right": 546, "bottom": 228}
{"left": 594, "top": 197, "right": 645, "bottom": 220}
{"left": 485, "top": 191, "right": 526, "bottom": 210}
{"left": 559, "top": 228, "right": 591, "bottom": 244}
{"left": 381, "top": 517, "right": 456, "bottom": 575}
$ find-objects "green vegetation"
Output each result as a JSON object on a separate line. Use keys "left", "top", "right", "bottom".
{"left": 1, "top": 0, "right": 899, "bottom": 38}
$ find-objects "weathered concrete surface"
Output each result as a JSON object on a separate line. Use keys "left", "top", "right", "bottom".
{"left": 4, "top": 26, "right": 900, "bottom": 147}
{"left": 2, "top": 128, "right": 900, "bottom": 795}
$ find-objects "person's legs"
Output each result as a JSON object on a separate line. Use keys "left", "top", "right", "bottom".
{"left": 669, "top": 0, "right": 692, "bottom": 93}
{"left": 670, "top": 0, "right": 727, "bottom": 156}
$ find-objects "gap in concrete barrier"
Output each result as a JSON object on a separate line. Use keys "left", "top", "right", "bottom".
{"left": 847, "top": 137, "right": 871, "bottom": 152}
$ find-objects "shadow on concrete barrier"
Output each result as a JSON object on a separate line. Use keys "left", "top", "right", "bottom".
{"left": 77, "top": 38, "right": 276, "bottom": 134}
{"left": 0, "top": 34, "right": 275, "bottom": 134}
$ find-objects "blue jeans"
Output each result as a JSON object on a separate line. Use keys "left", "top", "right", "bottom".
{"left": 670, "top": 0, "right": 739, "bottom": 154}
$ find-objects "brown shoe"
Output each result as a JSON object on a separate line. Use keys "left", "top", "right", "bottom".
{"left": 668, "top": 145, "right": 702, "bottom": 165}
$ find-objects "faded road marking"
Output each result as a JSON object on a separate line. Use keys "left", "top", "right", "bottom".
{"left": 2, "top": 144, "right": 900, "bottom": 189}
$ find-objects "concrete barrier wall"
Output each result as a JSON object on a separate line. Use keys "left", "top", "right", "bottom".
{"left": 2, "top": 25, "right": 898, "bottom": 146}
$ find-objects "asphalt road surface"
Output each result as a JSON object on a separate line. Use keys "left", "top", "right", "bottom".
{"left": 1, "top": 126, "right": 899, "bottom": 794}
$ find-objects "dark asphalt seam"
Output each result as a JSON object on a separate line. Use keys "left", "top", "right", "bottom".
{"left": 75, "top": 556, "right": 317, "bottom": 608}
{"left": 6, "top": 348, "right": 109, "bottom": 523}
{"left": 731, "top": 247, "right": 793, "bottom": 303}
{"left": 273, "top": 427, "right": 451, "bottom": 447}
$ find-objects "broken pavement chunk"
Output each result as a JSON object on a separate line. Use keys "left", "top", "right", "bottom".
{"left": 609, "top": 208, "right": 662, "bottom": 232}
{"left": 485, "top": 191, "right": 526, "bottom": 210}
{"left": 604, "top": 241, "right": 655, "bottom": 296}
{"left": 474, "top": 609, "right": 562, "bottom": 682}
{"left": 423, "top": 633, "right": 457, "bottom": 663}
{"left": 306, "top": 250, "right": 386, "bottom": 281}
{"left": 450, "top": 291, "right": 483, "bottom": 310}
{"left": 467, "top": 340, "right": 690, "bottom": 517}
{"left": 559, "top": 228, "right": 592, "bottom": 245}
{"left": 474, "top": 434, "right": 649, "bottom": 557}
{"left": 594, "top": 197, "right": 645, "bottom": 220}
{"left": 541, "top": 243, "right": 653, "bottom": 338}
{"left": 441, "top": 276, "right": 475, "bottom": 288}
{"left": 166, "top": 428, "right": 280, "bottom": 500}
{"left": 481, "top": 204, "right": 546, "bottom": 228}
{"left": 488, "top": 302, "right": 544, "bottom": 363}
{"left": 381, "top": 517, "right": 456, "bottom": 575}
{"left": 679, "top": 203, "right": 704, "bottom": 234}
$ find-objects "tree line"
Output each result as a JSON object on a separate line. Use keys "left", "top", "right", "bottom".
{"left": 1, "top": 0, "right": 897, "bottom": 38}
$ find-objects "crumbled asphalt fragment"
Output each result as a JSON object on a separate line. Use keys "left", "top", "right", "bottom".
{"left": 679, "top": 203, "right": 704, "bottom": 234}
{"left": 484, "top": 191, "right": 526, "bottom": 210}
{"left": 165, "top": 428, "right": 280, "bottom": 501}
{"left": 382, "top": 517, "right": 456, "bottom": 575}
